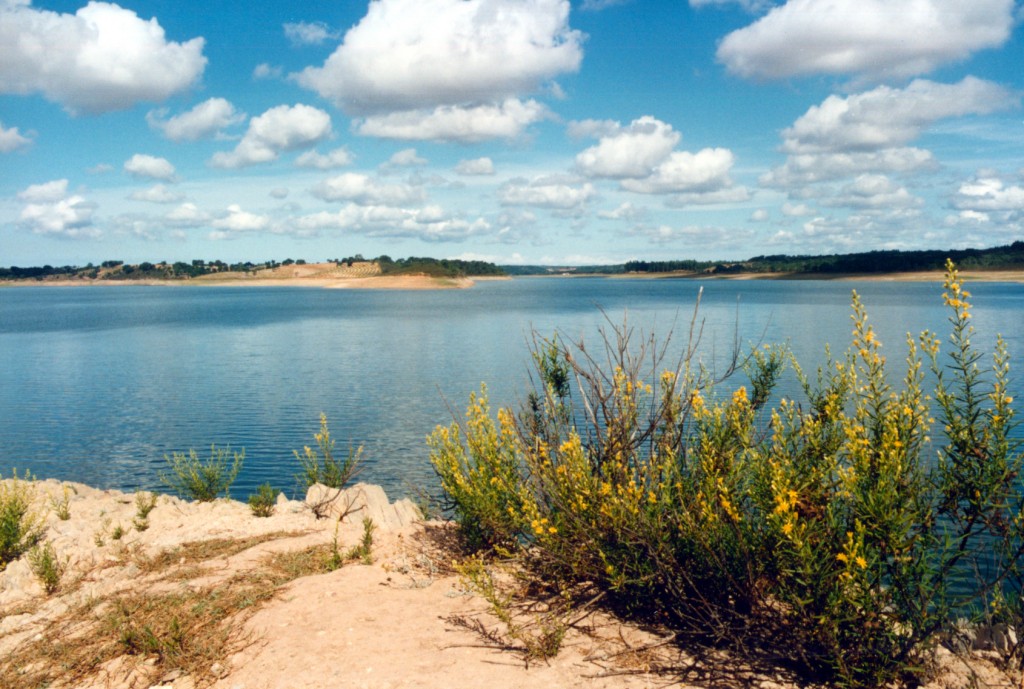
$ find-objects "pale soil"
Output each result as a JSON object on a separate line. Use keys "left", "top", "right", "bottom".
{"left": 1, "top": 479, "right": 1019, "bottom": 689}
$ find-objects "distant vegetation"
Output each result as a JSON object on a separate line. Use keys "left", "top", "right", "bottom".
{"left": 0, "top": 256, "right": 505, "bottom": 281}
{"left": 4, "top": 242, "right": 1023, "bottom": 282}
{"left": 501, "top": 240, "right": 1024, "bottom": 276}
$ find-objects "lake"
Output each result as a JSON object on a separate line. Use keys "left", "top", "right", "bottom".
{"left": 2, "top": 277, "right": 1022, "bottom": 499}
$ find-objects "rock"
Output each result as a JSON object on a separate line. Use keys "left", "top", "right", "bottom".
{"left": 304, "top": 483, "right": 421, "bottom": 529}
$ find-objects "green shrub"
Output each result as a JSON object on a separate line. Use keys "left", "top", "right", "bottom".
{"left": 51, "top": 484, "right": 72, "bottom": 521}
{"left": 162, "top": 445, "right": 243, "bottom": 502}
{"left": 295, "top": 413, "right": 362, "bottom": 490}
{"left": 134, "top": 491, "right": 158, "bottom": 531}
{"left": 430, "top": 261, "right": 1024, "bottom": 687}
{"left": 248, "top": 483, "right": 277, "bottom": 518}
{"left": 0, "top": 470, "right": 45, "bottom": 570}
{"left": 28, "top": 541, "right": 66, "bottom": 595}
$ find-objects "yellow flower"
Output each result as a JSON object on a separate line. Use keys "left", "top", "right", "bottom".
{"left": 855, "top": 556, "right": 868, "bottom": 569}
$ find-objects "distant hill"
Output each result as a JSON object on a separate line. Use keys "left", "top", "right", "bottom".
{"left": 500, "top": 241, "right": 1024, "bottom": 277}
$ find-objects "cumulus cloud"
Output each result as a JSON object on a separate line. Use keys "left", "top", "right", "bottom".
{"left": 621, "top": 148, "right": 737, "bottom": 195}
{"left": 717, "top": 0, "right": 1015, "bottom": 81}
{"left": 295, "top": 0, "right": 582, "bottom": 115}
{"left": 749, "top": 208, "right": 769, "bottom": 222}
{"left": 454, "top": 157, "right": 495, "bottom": 176}
{"left": 166, "top": 202, "right": 209, "bottom": 227}
{"left": 953, "top": 175, "right": 1024, "bottom": 212}
{"left": 253, "top": 63, "right": 282, "bottom": 80}
{"left": 124, "top": 154, "right": 176, "bottom": 181}
{"left": 356, "top": 99, "right": 547, "bottom": 143}
{"left": 575, "top": 116, "right": 680, "bottom": 179}
{"left": 762, "top": 78, "right": 1019, "bottom": 202}
{"left": 295, "top": 146, "right": 354, "bottom": 170}
{"left": 147, "top": 98, "right": 245, "bottom": 141}
{"left": 18, "top": 178, "right": 69, "bottom": 203}
{"left": 283, "top": 21, "right": 338, "bottom": 46}
{"left": 598, "top": 202, "right": 647, "bottom": 221}
{"left": 781, "top": 78, "right": 1016, "bottom": 155}
{"left": 824, "top": 174, "right": 922, "bottom": 210}
{"left": 210, "top": 104, "right": 332, "bottom": 168}
{"left": 295, "top": 203, "right": 489, "bottom": 241}
{"left": 386, "top": 148, "right": 427, "bottom": 167}
{"left": 0, "top": 121, "right": 32, "bottom": 152}
{"left": 209, "top": 204, "right": 270, "bottom": 237}
{"left": 17, "top": 178, "right": 97, "bottom": 236}
{"left": 761, "top": 148, "right": 937, "bottom": 187}
{"left": 0, "top": 1, "right": 206, "bottom": 113}
{"left": 310, "top": 173, "right": 426, "bottom": 206}
{"left": 498, "top": 177, "right": 596, "bottom": 211}
{"left": 128, "top": 183, "right": 184, "bottom": 204}
{"left": 782, "top": 202, "right": 815, "bottom": 217}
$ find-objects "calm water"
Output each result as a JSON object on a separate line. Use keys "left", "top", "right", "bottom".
{"left": 2, "top": 278, "right": 1023, "bottom": 499}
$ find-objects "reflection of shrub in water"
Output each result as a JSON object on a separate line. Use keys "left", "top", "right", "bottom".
{"left": 431, "top": 260, "right": 1024, "bottom": 687}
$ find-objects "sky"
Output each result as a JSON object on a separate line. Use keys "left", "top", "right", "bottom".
{"left": 1, "top": 0, "right": 1023, "bottom": 267}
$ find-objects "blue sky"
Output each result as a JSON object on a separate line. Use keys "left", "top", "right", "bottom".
{"left": 2, "top": 0, "right": 1023, "bottom": 266}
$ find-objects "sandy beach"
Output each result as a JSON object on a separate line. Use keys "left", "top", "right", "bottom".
{"left": 1, "top": 477, "right": 1017, "bottom": 689}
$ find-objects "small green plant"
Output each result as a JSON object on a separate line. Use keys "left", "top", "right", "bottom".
{"left": 111, "top": 524, "right": 125, "bottom": 541}
{"left": 28, "top": 541, "right": 66, "bottom": 595}
{"left": 51, "top": 485, "right": 72, "bottom": 521}
{"left": 162, "top": 445, "right": 244, "bottom": 502}
{"left": 347, "top": 517, "right": 376, "bottom": 565}
{"left": 248, "top": 483, "right": 277, "bottom": 518}
{"left": 326, "top": 520, "right": 344, "bottom": 572}
{"left": 295, "top": 415, "right": 362, "bottom": 518}
{"left": 295, "top": 414, "right": 362, "bottom": 490}
{"left": 1, "top": 470, "right": 45, "bottom": 570}
{"left": 133, "top": 491, "right": 158, "bottom": 531}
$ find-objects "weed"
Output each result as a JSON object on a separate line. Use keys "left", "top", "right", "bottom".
{"left": 295, "top": 414, "right": 362, "bottom": 518}
{"left": 248, "top": 482, "right": 277, "bottom": 518}
{"left": 346, "top": 517, "right": 376, "bottom": 565}
{"left": 27, "top": 541, "right": 66, "bottom": 595}
{"left": 111, "top": 523, "right": 125, "bottom": 541}
{"left": 51, "top": 484, "right": 72, "bottom": 521}
{"left": 162, "top": 445, "right": 243, "bottom": 502}
{"left": 0, "top": 470, "right": 45, "bottom": 569}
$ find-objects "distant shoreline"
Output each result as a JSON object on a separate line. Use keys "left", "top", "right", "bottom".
{"left": 3, "top": 269, "right": 1023, "bottom": 288}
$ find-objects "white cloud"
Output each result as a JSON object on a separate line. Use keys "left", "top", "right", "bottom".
{"left": 295, "top": 147, "right": 354, "bottom": 170}
{"left": 210, "top": 204, "right": 270, "bottom": 237}
{"left": 0, "top": 121, "right": 31, "bottom": 152}
{"left": 210, "top": 104, "right": 332, "bottom": 169}
{"left": 296, "top": 203, "right": 489, "bottom": 241}
{"left": 124, "top": 154, "right": 176, "bottom": 181}
{"left": 283, "top": 21, "right": 338, "bottom": 46}
{"left": 575, "top": 116, "right": 680, "bottom": 179}
{"left": 17, "top": 179, "right": 96, "bottom": 236}
{"left": 824, "top": 174, "right": 922, "bottom": 210}
{"left": 621, "top": 148, "right": 736, "bottom": 194}
{"left": 356, "top": 99, "right": 547, "bottom": 143}
{"left": 0, "top": 1, "right": 206, "bottom": 113}
{"left": 761, "top": 148, "right": 937, "bottom": 187}
{"left": 953, "top": 175, "right": 1024, "bottom": 212}
{"left": 253, "top": 63, "right": 282, "bottom": 80}
{"left": 166, "top": 202, "right": 209, "bottom": 227}
{"left": 665, "top": 186, "right": 751, "bottom": 207}
{"left": 782, "top": 202, "right": 815, "bottom": 216}
{"left": 499, "top": 177, "right": 596, "bottom": 210}
{"left": 147, "top": 98, "right": 245, "bottom": 141}
{"left": 387, "top": 148, "right": 427, "bottom": 167}
{"left": 269, "top": 188, "right": 290, "bottom": 199}
{"left": 454, "top": 157, "right": 495, "bottom": 176}
{"left": 750, "top": 208, "right": 769, "bottom": 222}
{"left": 129, "top": 183, "right": 184, "bottom": 204}
{"left": 310, "top": 172, "right": 427, "bottom": 206}
{"left": 18, "top": 178, "right": 69, "bottom": 203}
{"left": 294, "top": 0, "right": 582, "bottom": 115}
{"left": 718, "top": 0, "right": 1015, "bottom": 81}
{"left": 598, "top": 202, "right": 647, "bottom": 221}
{"left": 781, "top": 78, "right": 1017, "bottom": 155}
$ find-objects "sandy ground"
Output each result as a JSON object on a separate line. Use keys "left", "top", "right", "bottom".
{"left": 2, "top": 478, "right": 1020, "bottom": 689}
